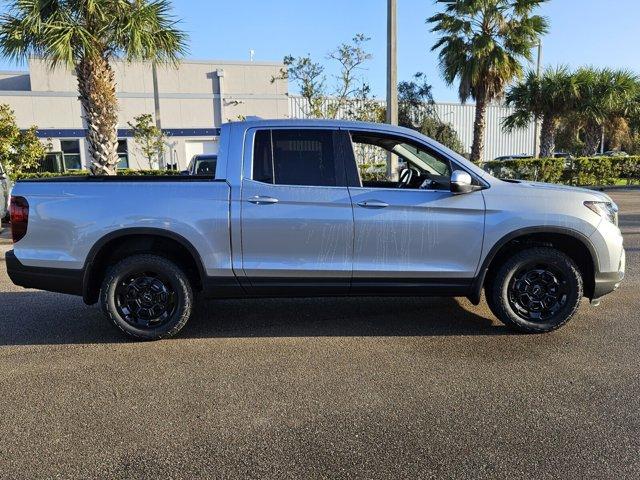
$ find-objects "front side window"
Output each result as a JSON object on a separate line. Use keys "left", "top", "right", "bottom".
{"left": 349, "top": 132, "right": 452, "bottom": 190}
{"left": 252, "top": 129, "right": 343, "bottom": 187}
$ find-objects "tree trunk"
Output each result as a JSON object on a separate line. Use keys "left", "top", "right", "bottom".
{"left": 76, "top": 55, "right": 120, "bottom": 175}
{"left": 583, "top": 121, "right": 602, "bottom": 156}
{"left": 539, "top": 115, "right": 557, "bottom": 158}
{"left": 470, "top": 96, "right": 487, "bottom": 164}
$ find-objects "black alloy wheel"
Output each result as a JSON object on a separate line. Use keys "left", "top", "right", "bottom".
{"left": 114, "top": 271, "right": 178, "bottom": 328}
{"left": 507, "top": 263, "right": 568, "bottom": 322}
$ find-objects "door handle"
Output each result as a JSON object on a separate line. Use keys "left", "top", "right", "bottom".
{"left": 357, "top": 200, "right": 389, "bottom": 209}
{"left": 248, "top": 196, "right": 279, "bottom": 205}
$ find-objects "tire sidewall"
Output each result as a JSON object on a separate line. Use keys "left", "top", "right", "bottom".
{"left": 101, "top": 255, "right": 192, "bottom": 340}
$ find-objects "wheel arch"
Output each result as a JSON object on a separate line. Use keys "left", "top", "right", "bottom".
{"left": 82, "top": 228, "right": 207, "bottom": 305}
{"left": 469, "top": 226, "right": 599, "bottom": 305}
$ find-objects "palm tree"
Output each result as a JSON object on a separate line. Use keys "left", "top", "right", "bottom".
{"left": 573, "top": 68, "right": 639, "bottom": 156}
{"left": 504, "top": 66, "right": 578, "bottom": 157}
{"left": 0, "top": 0, "right": 187, "bottom": 175}
{"left": 428, "top": 0, "right": 548, "bottom": 163}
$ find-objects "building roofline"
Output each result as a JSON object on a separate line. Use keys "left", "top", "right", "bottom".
{"left": 170, "top": 58, "right": 284, "bottom": 67}
{"left": 26, "top": 56, "right": 283, "bottom": 67}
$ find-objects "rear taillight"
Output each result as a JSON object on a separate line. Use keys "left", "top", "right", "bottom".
{"left": 10, "top": 196, "right": 29, "bottom": 243}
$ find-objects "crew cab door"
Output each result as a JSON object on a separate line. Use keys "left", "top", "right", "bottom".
{"left": 344, "top": 129, "right": 486, "bottom": 293}
{"left": 240, "top": 128, "right": 354, "bottom": 294}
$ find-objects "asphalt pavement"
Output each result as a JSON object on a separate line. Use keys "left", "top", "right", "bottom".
{"left": 0, "top": 191, "right": 638, "bottom": 479}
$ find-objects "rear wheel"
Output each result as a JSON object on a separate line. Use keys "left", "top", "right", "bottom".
{"left": 100, "top": 254, "right": 193, "bottom": 340}
{"left": 487, "top": 247, "right": 583, "bottom": 333}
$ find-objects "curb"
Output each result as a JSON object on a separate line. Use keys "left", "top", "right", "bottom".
{"left": 590, "top": 185, "right": 640, "bottom": 192}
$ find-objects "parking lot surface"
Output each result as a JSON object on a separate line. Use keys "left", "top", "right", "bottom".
{"left": 0, "top": 191, "right": 639, "bottom": 479}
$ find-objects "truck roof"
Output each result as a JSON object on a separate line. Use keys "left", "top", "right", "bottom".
{"left": 224, "top": 118, "right": 487, "bottom": 180}
{"left": 226, "top": 118, "right": 423, "bottom": 136}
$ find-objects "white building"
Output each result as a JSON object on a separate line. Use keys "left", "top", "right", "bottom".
{"left": 0, "top": 58, "right": 289, "bottom": 170}
{"left": 0, "top": 58, "right": 536, "bottom": 169}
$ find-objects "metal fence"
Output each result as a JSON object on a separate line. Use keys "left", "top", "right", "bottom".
{"left": 288, "top": 95, "right": 536, "bottom": 161}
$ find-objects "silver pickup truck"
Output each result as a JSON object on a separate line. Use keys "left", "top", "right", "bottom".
{"left": 6, "top": 119, "right": 625, "bottom": 340}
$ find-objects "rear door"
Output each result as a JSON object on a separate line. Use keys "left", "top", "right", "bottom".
{"left": 240, "top": 128, "right": 354, "bottom": 294}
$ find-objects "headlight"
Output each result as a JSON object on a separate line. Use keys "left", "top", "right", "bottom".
{"left": 584, "top": 201, "right": 618, "bottom": 225}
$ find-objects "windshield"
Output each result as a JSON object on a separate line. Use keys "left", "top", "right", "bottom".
{"left": 193, "top": 158, "right": 217, "bottom": 175}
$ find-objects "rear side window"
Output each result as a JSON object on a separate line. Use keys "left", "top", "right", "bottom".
{"left": 253, "top": 130, "right": 274, "bottom": 183}
{"left": 252, "top": 129, "right": 343, "bottom": 187}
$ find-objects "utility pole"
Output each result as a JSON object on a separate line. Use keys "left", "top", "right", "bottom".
{"left": 533, "top": 41, "right": 542, "bottom": 157}
{"left": 152, "top": 62, "right": 165, "bottom": 168}
{"left": 386, "top": 0, "right": 398, "bottom": 179}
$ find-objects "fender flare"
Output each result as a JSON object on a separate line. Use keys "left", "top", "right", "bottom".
{"left": 469, "top": 226, "right": 599, "bottom": 305}
{"left": 81, "top": 227, "right": 207, "bottom": 304}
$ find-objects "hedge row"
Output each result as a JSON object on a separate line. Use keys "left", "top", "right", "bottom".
{"left": 14, "top": 158, "right": 640, "bottom": 187}
{"left": 14, "top": 169, "right": 181, "bottom": 180}
{"left": 482, "top": 156, "right": 640, "bottom": 186}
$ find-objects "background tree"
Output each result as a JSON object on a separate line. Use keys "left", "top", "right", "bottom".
{"left": 0, "top": 104, "right": 48, "bottom": 178}
{"left": 503, "top": 66, "right": 577, "bottom": 157}
{"left": 397, "top": 73, "right": 464, "bottom": 153}
{"left": 128, "top": 114, "right": 167, "bottom": 169}
{"left": 0, "top": 0, "right": 187, "bottom": 175}
{"left": 326, "top": 34, "right": 372, "bottom": 118}
{"left": 428, "top": 0, "right": 548, "bottom": 163}
{"left": 275, "top": 34, "right": 373, "bottom": 119}
{"left": 572, "top": 67, "right": 639, "bottom": 156}
{"left": 274, "top": 55, "right": 326, "bottom": 118}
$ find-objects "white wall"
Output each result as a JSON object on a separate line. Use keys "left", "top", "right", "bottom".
{"left": 0, "top": 58, "right": 289, "bottom": 169}
{"left": 289, "top": 96, "right": 537, "bottom": 161}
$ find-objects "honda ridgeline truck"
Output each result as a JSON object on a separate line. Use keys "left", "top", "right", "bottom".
{"left": 6, "top": 120, "right": 625, "bottom": 340}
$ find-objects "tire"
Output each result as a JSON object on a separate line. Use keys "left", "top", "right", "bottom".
{"left": 100, "top": 254, "right": 193, "bottom": 340}
{"left": 487, "top": 247, "right": 583, "bottom": 333}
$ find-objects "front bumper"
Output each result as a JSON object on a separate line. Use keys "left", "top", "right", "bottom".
{"left": 593, "top": 248, "right": 625, "bottom": 300}
{"left": 5, "top": 250, "right": 83, "bottom": 296}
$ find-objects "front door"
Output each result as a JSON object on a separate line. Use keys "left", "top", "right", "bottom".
{"left": 240, "top": 128, "right": 354, "bottom": 294}
{"left": 345, "top": 129, "right": 486, "bottom": 292}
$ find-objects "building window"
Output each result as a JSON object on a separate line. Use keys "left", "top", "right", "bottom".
{"left": 117, "top": 140, "right": 129, "bottom": 169}
{"left": 60, "top": 140, "right": 82, "bottom": 170}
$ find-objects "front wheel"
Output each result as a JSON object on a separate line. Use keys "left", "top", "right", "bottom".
{"left": 100, "top": 254, "right": 193, "bottom": 340}
{"left": 487, "top": 247, "right": 583, "bottom": 333}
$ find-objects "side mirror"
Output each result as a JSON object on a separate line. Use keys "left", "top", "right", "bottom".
{"left": 450, "top": 170, "right": 474, "bottom": 194}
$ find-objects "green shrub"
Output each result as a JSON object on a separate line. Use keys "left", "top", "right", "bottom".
{"left": 573, "top": 157, "right": 618, "bottom": 186}
{"left": 484, "top": 156, "right": 640, "bottom": 186}
{"left": 613, "top": 157, "right": 640, "bottom": 185}
{"left": 14, "top": 169, "right": 181, "bottom": 180}
{"left": 483, "top": 157, "right": 565, "bottom": 184}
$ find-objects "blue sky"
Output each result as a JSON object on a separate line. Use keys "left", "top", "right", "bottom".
{"left": 1, "top": 0, "right": 639, "bottom": 101}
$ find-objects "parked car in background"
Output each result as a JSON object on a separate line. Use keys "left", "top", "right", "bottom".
{"left": 0, "top": 161, "right": 12, "bottom": 222}
{"left": 182, "top": 154, "right": 218, "bottom": 176}
{"left": 492, "top": 154, "right": 532, "bottom": 163}
{"left": 6, "top": 119, "right": 625, "bottom": 340}
{"left": 603, "top": 151, "right": 629, "bottom": 157}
